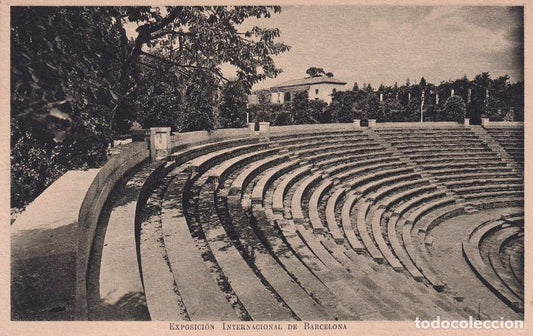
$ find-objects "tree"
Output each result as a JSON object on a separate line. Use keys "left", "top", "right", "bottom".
{"left": 123, "top": 7, "right": 289, "bottom": 91}
{"left": 405, "top": 97, "right": 421, "bottom": 122}
{"left": 355, "top": 93, "right": 380, "bottom": 120}
{"left": 126, "top": 6, "right": 290, "bottom": 131}
{"left": 133, "top": 54, "right": 184, "bottom": 129}
{"left": 443, "top": 96, "right": 466, "bottom": 122}
{"left": 177, "top": 70, "right": 218, "bottom": 131}
{"left": 378, "top": 98, "right": 406, "bottom": 122}
{"left": 419, "top": 77, "right": 427, "bottom": 89}
{"left": 11, "top": 7, "right": 128, "bottom": 207}
{"left": 508, "top": 81, "right": 524, "bottom": 121}
{"left": 267, "top": 103, "right": 291, "bottom": 126}
{"left": 291, "top": 91, "right": 317, "bottom": 124}
{"left": 309, "top": 100, "right": 329, "bottom": 123}
{"left": 327, "top": 91, "right": 359, "bottom": 122}
{"left": 485, "top": 96, "right": 507, "bottom": 121}
{"left": 11, "top": 6, "right": 290, "bottom": 207}
{"left": 218, "top": 80, "right": 248, "bottom": 128}
{"left": 306, "top": 67, "right": 326, "bottom": 77}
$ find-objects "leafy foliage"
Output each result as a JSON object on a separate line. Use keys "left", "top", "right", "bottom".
{"left": 11, "top": 6, "right": 290, "bottom": 207}
{"left": 306, "top": 67, "right": 326, "bottom": 78}
{"left": 485, "top": 96, "right": 507, "bottom": 121}
{"left": 356, "top": 94, "right": 380, "bottom": 120}
{"left": 443, "top": 96, "right": 467, "bottom": 122}
{"left": 11, "top": 7, "right": 127, "bottom": 207}
{"left": 218, "top": 80, "right": 248, "bottom": 128}
{"left": 326, "top": 91, "right": 359, "bottom": 122}
{"left": 405, "top": 97, "right": 421, "bottom": 122}
{"left": 377, "top": 98, "right": 406, "bottom": 122}
{"left": 291, "top": 91, "right": 318, "bottom": 124}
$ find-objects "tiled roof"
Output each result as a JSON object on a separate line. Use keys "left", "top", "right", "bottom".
{"left": 271, "top": 75, "right": 347, "bottom": 89}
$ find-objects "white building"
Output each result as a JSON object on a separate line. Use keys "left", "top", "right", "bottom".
{"left": 270, "top": 75, "right": 347, "bottom": 105}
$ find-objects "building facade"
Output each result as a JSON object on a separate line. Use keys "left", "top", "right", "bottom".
{"left": 269, "top": 75, "right": 347, "bottom": 105}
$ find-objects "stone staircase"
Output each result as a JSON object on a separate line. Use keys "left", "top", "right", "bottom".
{"left": 469, "top": 126, "right": 522, "bottom": 177}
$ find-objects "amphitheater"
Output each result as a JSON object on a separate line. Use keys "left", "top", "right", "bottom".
{"left": 11, "top": 120, "right": 524, "bottom": 321}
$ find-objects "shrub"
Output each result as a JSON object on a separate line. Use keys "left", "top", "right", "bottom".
{"left": 378, "top": 98, "right": 406, "bottom": 122}
{"left": 355, "top": 94, "right": 380, "bottom": 120}
{"left": 443, "top": 96, "right": 467, "bottom": 122}
{"left": 291, "top": 91, "right": 317, "bottom": 124}
{"left": 218, "top": 80, "right": 248, "bottom": 128}
{"left": 327, "top": 91, "right": 358, "bottom": 122}
{"left": 484, "top": 96, "right": 507, "bottom": 121}
{"left": 309, "top": 100, "right": 328, "bottom": 123}
{"left": 11, "top": 7, "right": 125, "bottom": 207}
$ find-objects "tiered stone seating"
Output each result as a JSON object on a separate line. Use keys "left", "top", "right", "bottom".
{"left": 291, "top": 172, "right": 324, "bottom": 223}
{"left": 509, "top": 240, "right": 524, "bottom": 286}
{"left": 160, "top": 167, "right": 238, "bottom": 320}
{"left": 340, "top": 192, "right": 365, "bottom": 252}
{"left": 81, "top": 124, "right": 523, "bottom": 321}
{"left": 197, "top": 182, "right": 296, "bottom": 320}
{"left": 272, "top": 165, "right": 312, "bottom": 213}
{"left": 462, "top": 218, "right": 523, "bottom": 312}
{"left": 247, "top": 132, "right": 469, "bottom": 319}
{"left": 187, "top": 141, "right": 269, "bottom": 174}
{"left": 251, "top": 160, "right": 301, "bottom": 204}
{"left": 374, "top": 127, "right": 523, "bottom": 201}
{"left": 308, "top": 178, "right": 335, "bottom": 234}
{"left": 403, "top": 203, "right": 464, "bottom": 290}
{"left": 89, "top": 160, "right": 168, "bottom": 320}
{"left": 325, "top": 187, "right": 347, "bottom": 243}
{"left": 485, "top": 127, "right": 524, "bottom": 165}
{"left": 487, "top": 227, "right": 523, "bottom": 299}
{"left": 230, "top": 155, "right": 287, "bottom": 193}
{"left": 189, "top": 132, "right": 387, "bottom": 319}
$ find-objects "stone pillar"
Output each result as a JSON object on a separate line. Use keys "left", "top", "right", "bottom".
{"left": 379, "top": 93, "right": 383, "bottom": 102}
{"left": 467, "top": 88, "right": 471, "bottom": 103}
{"left": 451, "top": 88, "right": 455, "bottom": 97}
{"left": 368, "top": 119, "right": 377, "bottom": 128}
{"left": 420, "top": 90, "right": 425, "bottom": 122}
{"left": 435, "top": 93, "right": 439, "bottom": 105}
{"left": 248, "top": 122, "right": 256, "bottom": 132}
{"left": 508, "top": 107, "right": 515, "bottom": 121}
{"left": 150, "top": 127, "right": 171, "bottom": 161}
{"left": 464, "top": 118, "right": 470, "bottom": 126}
{"left": 259, "top": 122, "right": 270, "bottom": 139}
{"left": 408, "top": 92, "right": 411, "bottom": 103}
{"left": 353, "top": 119, "right": 361, "bottom": 128}
{"left": 481, "top": 117, "right": 490, "bottom": 127}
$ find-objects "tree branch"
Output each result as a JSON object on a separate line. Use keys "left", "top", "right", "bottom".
{"left": 140, "top": 51, "right": 229, "bottom": 82}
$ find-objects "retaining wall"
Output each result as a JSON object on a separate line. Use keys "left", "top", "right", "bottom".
{"left": 170, "top": 127, "right": 253, "bottom": 149}
{"left": 270, "top": 123, "right": 355, "bottom": 134}
{"left": 484, "top": 121, "right": 524, "bottom": 128}
{"left": 75, "top": 141, "right": 149, "bottom": 319}
{"left": 374, "top": 121, "right": 462, "bottom": 128}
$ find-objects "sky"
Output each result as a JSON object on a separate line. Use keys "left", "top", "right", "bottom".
{"left": 232, "top": 6, "right": 523, "bottom": 91}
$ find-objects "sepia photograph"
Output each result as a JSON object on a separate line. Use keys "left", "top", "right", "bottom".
{"left": 6, "top": 2, "right": 528, "bottom": 334}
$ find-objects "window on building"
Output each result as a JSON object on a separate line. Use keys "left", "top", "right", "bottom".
{"left": 332, "top": 88, "right": 337, "bottom": 94}
{"left": 315, "top": 89, "right": 319, "bottom": 94}
{"left": 284, "top": 92, "right": 291, "bottom": 102}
